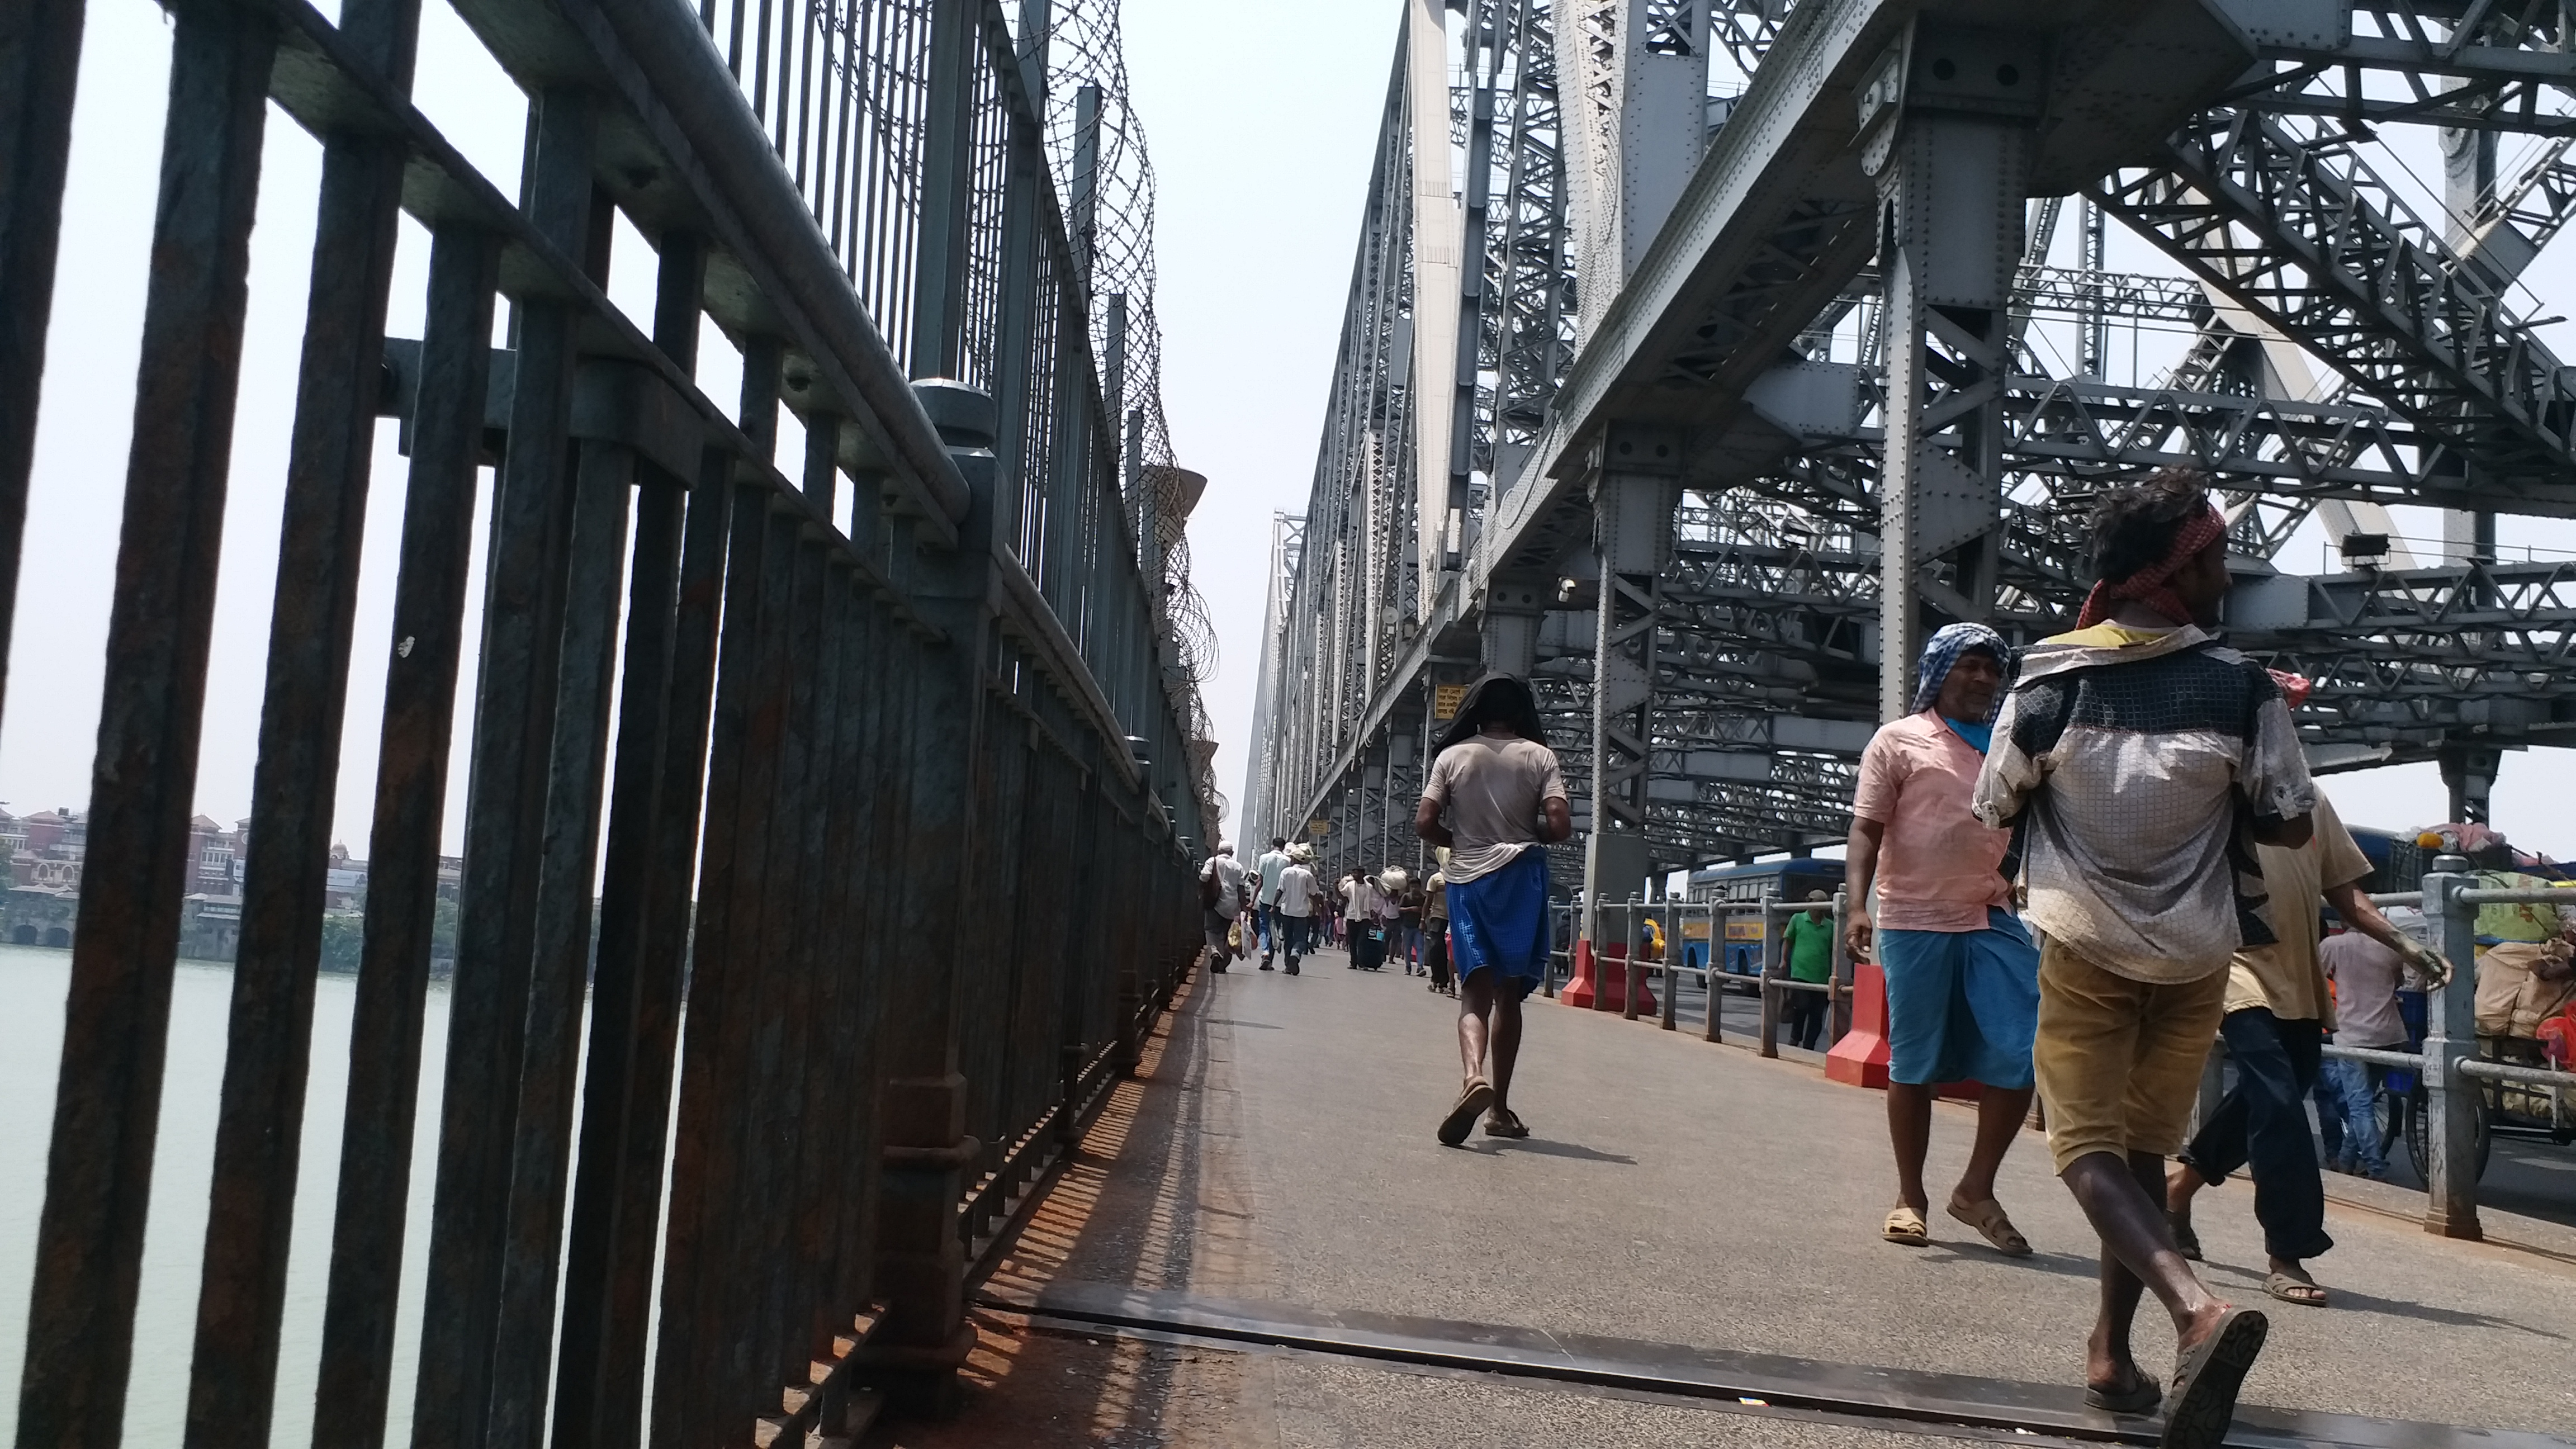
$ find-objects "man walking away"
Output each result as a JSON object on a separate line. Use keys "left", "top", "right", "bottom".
{"left": 1199, "top": 844, "right": 1246, "bottom": 975}
{"left": 1274, "top": 845, "right": 1320, "bottom": 975}
{"left": 1415, "top": 674, "right": 1571, "bottom": 1145}
{"left": 1424, "top": 859, "right": 1456, "bottom": 995}
{"left": 2166, "top": 792, "right": 2450, "bottom": 1303}
{"left": 1339, "top": 870, "right": 1367, "bottom": 964}
{"left": 1349, "top": 866, "right": 1391, "bottom": 969}
{"left": 1846, "top": 622, "right": 2040, "bottom": 1258}
{"left": 1395, "top": 871, "right": 1426, "bottom": 975}
{"left": 1783, "top": 891, "right": 1836, "bottom": 1050}
{"left": 1254, "top": 836, "right": 1292, "bottom": 968}
{"left": 1975, "top": 470, "right": 2310, "bottom": 1446}
{"left": 2317, "top": 911, "right": 2436, "bottom": 1178}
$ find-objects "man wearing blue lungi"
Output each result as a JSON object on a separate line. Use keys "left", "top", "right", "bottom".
{"left": 1414, "top": 674, "right": 1571, "bottom": 1146}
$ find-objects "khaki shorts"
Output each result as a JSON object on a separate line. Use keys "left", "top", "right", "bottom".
{"left": 2033, "top": 935, "right": 2227, "bottom": 1174}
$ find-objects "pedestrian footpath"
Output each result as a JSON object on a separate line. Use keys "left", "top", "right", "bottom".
{"left": 911, "top": 944, "right": 2576, "bottom": 1446}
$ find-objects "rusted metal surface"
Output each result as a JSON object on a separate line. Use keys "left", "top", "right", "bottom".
{"left": 16, "top": 6, "right": 278, "bottom": 1443}
{"left": 310, "top": 221, "right": 501, "bottom": 1448}
{"left": 9, "top": 0, "right": 1207, "bottom": 1441}
{"left": 184, "top": 89, "right": 413, "bottom": 1449}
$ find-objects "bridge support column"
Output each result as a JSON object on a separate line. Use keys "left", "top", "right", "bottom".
{"left": 1572, "top": 433, "right": 1676, "bottom": 1009}
{"left": 1481, "top": 571, "right": 1550, "bottom": 678}
{"left": 855, "top": 382, "right": 997, "bottom": 1413}
{"left": 1859, "top": 31, "right": 2035, "bottom": 719}
{"left": 2439, "top": 744, "right": 2501, "bottom": 826}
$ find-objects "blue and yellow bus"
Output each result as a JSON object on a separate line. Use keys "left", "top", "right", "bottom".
{"left": 1683, "top": 859, "right": 1846, "bottom": 979}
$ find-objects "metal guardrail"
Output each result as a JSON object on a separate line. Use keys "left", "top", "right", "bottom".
{"left": 0, "top": 0, "right": 1206, "bottom": 1445}
{"left": 1564, "top": 891, "right": 1858, "bottom": 1054}
{"left": 1577, "top": 868, "right": 2570, "bottom": 1244}
{"left": 2209, "top": 871, "right": 2574, "bottom": 1242}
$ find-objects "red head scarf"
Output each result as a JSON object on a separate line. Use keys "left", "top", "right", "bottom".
{"left": 2076, "top": 503, "right": 2228, "bottom": 629}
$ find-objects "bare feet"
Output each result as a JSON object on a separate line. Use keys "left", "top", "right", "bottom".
{"left": 2165, "top": 1163, "right": 2205, "bottom": 1213}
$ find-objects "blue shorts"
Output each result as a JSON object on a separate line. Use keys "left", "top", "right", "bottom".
{"left": 1446, "top": 847, "right": 1550, "bottom": 1001}
{"left": 1879, "top": 910, "right": 2039, "bottom": 1090}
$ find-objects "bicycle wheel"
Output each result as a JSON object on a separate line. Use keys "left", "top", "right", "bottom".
{"left": 2404, "top": 1084, "right": 2493, "bottom": 1181}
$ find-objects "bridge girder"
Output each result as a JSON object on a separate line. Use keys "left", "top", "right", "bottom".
{"left": 1248, "top": 0, "right": 2576, "bottom": 881}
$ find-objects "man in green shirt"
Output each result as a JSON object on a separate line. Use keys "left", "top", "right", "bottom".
{"left": 1782, "top": 890, "right": 1836, "bottom": 1050}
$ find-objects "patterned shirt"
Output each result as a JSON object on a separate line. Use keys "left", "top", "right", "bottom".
{"left": 1972, "top": 624, "right": 2315, "bottom": 985}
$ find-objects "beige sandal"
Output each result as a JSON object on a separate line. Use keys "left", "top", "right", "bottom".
{"left": 1947, "top": 1196, "right": 2033, "bottom": 1257}
{"left": 1883, "top": 1205, "right": 1930, "bottom": 1246}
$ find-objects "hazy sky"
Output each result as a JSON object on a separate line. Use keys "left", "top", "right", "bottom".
{"left": 7, "top": 1, "right": 2576, "bottom": 865}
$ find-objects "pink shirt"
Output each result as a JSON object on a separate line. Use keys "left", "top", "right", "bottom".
{"left": 1852, "top": 712, "right": 2014, "bottom": 932}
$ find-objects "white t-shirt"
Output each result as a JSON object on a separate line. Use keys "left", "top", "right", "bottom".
{"left": 1200, "top": 854, "right": 1246, "bottom": 915}
{"left": 1420, "top": 734, "right": 1569, "bottom": 883}
{"left": 1276, "top": 864, "right": 1320, "bottom": 917}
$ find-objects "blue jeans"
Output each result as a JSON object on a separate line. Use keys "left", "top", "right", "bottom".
{"left": 2321, "top": 1055, "right": 2389, "bottom": 1177}
{"left": 2182, "top": 1008, "right": 2332, "bottom": 1262}
{"left": 1252, "top": 902, "right": 1273, "bottom": 954}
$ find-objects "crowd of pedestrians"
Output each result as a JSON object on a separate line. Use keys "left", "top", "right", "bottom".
{"left": 1193, "top": 466, "right": 2479, "bottom": 1448}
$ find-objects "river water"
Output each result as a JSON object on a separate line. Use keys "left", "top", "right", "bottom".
{"left": 0, "top": 944, "right": 452, "bottom": 1445}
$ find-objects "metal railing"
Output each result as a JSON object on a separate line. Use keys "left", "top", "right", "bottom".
{"left": 1564, "top": 891, "right": 1857, "bottom": 1052}
{"left": 1560, "top": 865, "right": 2571, "bottom": 1244}
{"left": 2304, "top": 866, "right": 2576, "bottom": 1240}
{"left": 0, "top": 0, "right": 1206, "bottom": 1445}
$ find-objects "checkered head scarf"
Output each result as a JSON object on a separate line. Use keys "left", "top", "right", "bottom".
{"left": 1911, "top": 622, "right": 2010, "bottom": 721}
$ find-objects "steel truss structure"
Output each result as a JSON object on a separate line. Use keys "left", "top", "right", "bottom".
{"left": 1249, "top": 0, "right": 2576, "bottom": 895}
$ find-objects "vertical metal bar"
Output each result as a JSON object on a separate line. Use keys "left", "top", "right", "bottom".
{"left": 803, "top": 406, "right": 840, "bottom": 518}
{"left": 1759, "top": 902, "right": 1782, "bottom": 1059}
{"left": 908, "top": 0, "right": 978, "bottom": 377}
{"left": 1699, "top": 906, "right": 1721, "bottom": 1043}
{"left": 413, "top": 84, "right": 593, "bottom": 1449}
{"left": 183, "top": 12, "right": 417, "bottom": 1433}
{"left": 0, "top": 0, "right": 88, "bottom": 735}
{"left": 782, "top": 553, "right": 860, "bottom": 1371}
{"left": 550, "top": 230, "right": 707, "bottom": 1449}
{"left": 311, "top": 222, "right": 500, "bottom": 1449}
{"left": 591, "top": 439, "right": 729, "bottom": 1445}
{"left": 649, "top": 482, "right": 779, "bottom": 1449}
{"left": 745, "top": 525, "right": 825, "bottom": 1395}
{"left": 14, "top": 9, "right": 275, "bottom": 1442}
{"left": 485, "top": 438, "right": 637, "bottom": 1449}
{"left": 2423, "top": 860, "right": 2484, "bottom": 1239}
{"left": 1660, "top": 907, "right": 1678, "bottom": 1032}
{"left": 1830, "top": 888, "right": 1854, "bottom": 1045}
{"left": 1703, "top": 908, "right": 1725, "bottom": 1042}
{"left": 807, "top": 570, "right": 883, "bottom": 1345}
{"left": 1622, "top": 896, "right": 1642, "bottom": 1021}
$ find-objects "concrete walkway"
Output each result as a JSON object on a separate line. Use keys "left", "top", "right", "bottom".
{"left": 911, "top": 948, "right": 2576, "bottom": 1446}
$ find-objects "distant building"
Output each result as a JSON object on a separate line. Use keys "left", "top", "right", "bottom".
{"left": 0, "top": 804, "right": 459, "bottom": 967}
{"left": 5, "top": 806, "right": 87, "bottom": 948}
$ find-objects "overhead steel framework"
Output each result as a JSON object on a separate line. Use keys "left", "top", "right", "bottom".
{"left": 1246, "top": 0, "right": 2576, "bottom": 912}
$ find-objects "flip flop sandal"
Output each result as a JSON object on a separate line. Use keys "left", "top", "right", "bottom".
{"left": 2162, "top": 1305, "right": 2269, "bottom": 1449}
{"left": 1882, "top": 1206, "right": 1930, "bottom": 1246}
{"left": 1947, "top": 1197, "right": 2033, "bottom": 1258}
{"left": 2167, "top": 1212, "right": 2204, "bottom": 1262}
{"left": 1483, "top": 1108, "right": 1530, "bottom": 1139}
{"left": 2264, "top": 1272, "right": 2329, "bottom": 1308}
{"left": 2083, "top": 1371, "right": 2163, "bottom": 1416}
{"left": 1438, "top": 1078, "right": 1496, "bottom": 1147}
